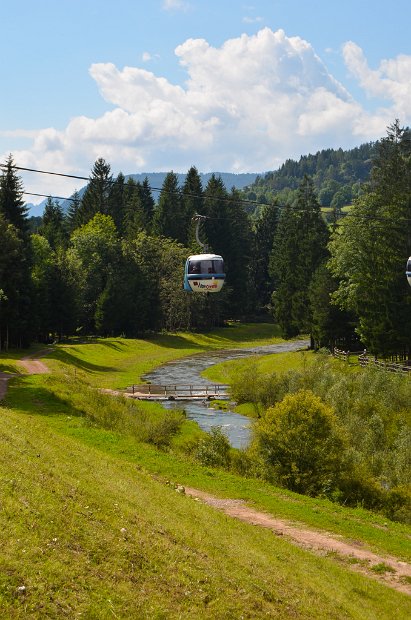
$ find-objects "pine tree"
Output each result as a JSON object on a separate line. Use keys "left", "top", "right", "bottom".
{"left": 107, "top": 172, "right": 126, "bottom": 233}
{"left": 0, "top": 159, "right": 33, "bottom": 346}
{"left": 0, "top": 155, "right": 29, "bottom": 238}
{"left": 329, "top": 122, "right": 411, "bottom": 355}
{"left": 270, "top": 175, "right": 329, "bottom": 339}
{"left": 203, "top": 176, "right": 254, "bottom": 318}
{"left": 252, "top": 202, "right": 280, "bottom": 310}
{"left": 0, "top": 214, "right": 22, "bottom": 349}
{"left": 66, "top": 191, "right": 82, "bottom": 233}
{"left": 140, "top": 177, "right": 155, "bottom": 232}
{"left": 77, "top": 158, "right": 113, "bottom": 225}
{"left": 182, "top": 166, "right": 203, "bottom": 247}
{"left": 123, "top": 179, "right": 145, "bottom": 238}
{"left": 152, "top": 172, "right": 185, "bottom": 242}
{"left": 39, "top": 197, "right": 67, "bottom": 249}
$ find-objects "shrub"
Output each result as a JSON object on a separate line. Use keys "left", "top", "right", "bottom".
{"left": 252, "top": 389, "right": 346, "bottom": 496}
{"left": 383, "top": 485, "right": 411, "bottom": 524}
{"left": 194, "top": 426, "right": 231, "bottom": 469}
{"left": 229, "top": 448, "right": 255, "bottom": 477}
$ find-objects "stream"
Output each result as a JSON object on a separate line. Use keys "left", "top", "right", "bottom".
{"left": 144, "top": 339, "right": 308, "bottom": 448}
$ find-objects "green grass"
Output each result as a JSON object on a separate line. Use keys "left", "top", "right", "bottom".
{"left": 1, "top": 401, "right": 411, "bottom": 618}
{"left": 202, "top": 349, "right": 315, "bottom": 383}
{"left": 1, "top": 329, "right": 411, "bottom": 617}
{"left": 5, "top": 372, "right": 411, "bottom": 563}
{"left": 46, "top": 323, "right": 287, "bottom": 389}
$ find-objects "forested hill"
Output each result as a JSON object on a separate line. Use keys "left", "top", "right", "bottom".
{"left": 244, "top": 142, "right": 376, "bottom": 210}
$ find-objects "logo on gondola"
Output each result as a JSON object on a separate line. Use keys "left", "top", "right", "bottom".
{"left": 193, "top": 281, "right": 218, "bottom": 289}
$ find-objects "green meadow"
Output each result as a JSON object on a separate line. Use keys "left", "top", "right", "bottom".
{"left": 1, "top": 326, "right": 410, "bottom": 618}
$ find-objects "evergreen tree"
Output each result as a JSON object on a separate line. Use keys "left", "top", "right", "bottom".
{"left": 77, "top": 158, "right": 113, "bottom": 225}
{"left": 107, "top": 172, "right": 126, "bottom": 233}
{"left": 252, "top": 202, "right": 280, "bottom": 310}
{"left": 66, "top": 191, "right": 82, "bottom": 233}
{"left": 152, "top": 172, "right": 185, "bottom": 242}
{"left": 182, "top": 166, "right": 203, "bottom": 247}
{"left": 0, "top": 155, "right": 29, "bottom": 238}
{"left": 140, "top": 177, "right": 155, "bottom": 232}
{"left": 308, "top": 262, "right": 356, "bottom": 350}
{"left": 270, "top": 176, "right": 329, "bottom": 339}
{"left": 0, "top": 159, "right": 33, "bottom": 346}
{"left": 123, "top": 179, "right": 145, "bottom": 238}
{"left": 329, "top": 122, "right": 411, "bottom": 355}
{"left": 39, "top": 197, "right": 67, "bottom": 249}
{"left": 203, "top": 176, "right": 254, "bottom": 318}
{"left": 0, "top": 214, "right": 22, "bottom": 349}
{"left": 31, "top": 235, "right": 77, "bottom": 342}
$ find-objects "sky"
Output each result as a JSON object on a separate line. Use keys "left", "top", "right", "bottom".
{"left": 1, "top": 0, "right": 411, "bottom": 209}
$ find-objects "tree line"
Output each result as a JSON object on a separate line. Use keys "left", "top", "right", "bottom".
{"left": 0, "top": 120, "right": 410, "bottom": 356}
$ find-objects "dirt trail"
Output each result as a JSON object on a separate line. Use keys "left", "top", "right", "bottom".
{"left": 183, "top": 486, "right": 411, "bottom": 595}
{"left": 18, "top": 349, "right": 51, "bottom": 374}
{"left": 0, "top": 349, "right": 51, "bottom": 401}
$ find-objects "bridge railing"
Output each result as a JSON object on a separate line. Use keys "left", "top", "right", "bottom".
{"left": 126, "top": 383, "right": 230, "bottom": 398}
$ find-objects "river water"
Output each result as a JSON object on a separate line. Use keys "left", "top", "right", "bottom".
{"left": 144, "top": 339, "right": 308, "bottom": 449}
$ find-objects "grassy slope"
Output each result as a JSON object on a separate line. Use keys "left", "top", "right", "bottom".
{"left": 1, "top": 328, "right": 410, "bottom": 618}
{"left": 42, "top": 323, "right": 290, "bottom": 390}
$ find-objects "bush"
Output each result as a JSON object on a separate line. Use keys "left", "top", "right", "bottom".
{"left": 383, "top": 486, "right": 411, "bottom": 524}
{"left": 252, "top": 389, "right": 346, "bottom": 496}
{"left": 194, "top": 426, "right": 231, "bottom": 469}
{"left": 46, "top": 375, "right": 184, "bottom": 448}
{"left": 229, "top": 449, "right": 255, "bottom": 477}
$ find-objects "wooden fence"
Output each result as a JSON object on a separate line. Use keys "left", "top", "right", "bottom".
{"left": 333, "top": 348, "right": 365, "bottom": 363}
{"left": 333, "top": 348, "right": 411, "bottom": 374}
{"left": 357, "top": 353, "right": 411, "bottom": 374}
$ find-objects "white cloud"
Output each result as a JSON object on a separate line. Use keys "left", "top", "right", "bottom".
{"left": 142, "top": 52, "right": 152, "bottom": 62}
{"left": 343, "top": 41, "right": 411, "bottom": 121}
{"left": 4, "top": 28, "right": 411, "bottom": 201}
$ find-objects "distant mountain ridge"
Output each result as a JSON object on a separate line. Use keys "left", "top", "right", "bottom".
{"left": 28, "top": 171, "right": 260, "bottom": 216}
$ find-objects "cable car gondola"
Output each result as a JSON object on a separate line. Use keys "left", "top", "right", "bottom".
{"left": 183, "top": 214, "right": 226, "bottom": 293}
{"left": 184, "top": 253, "right": 225, "bottom": 293}
{"left": 406, "top": 256, "right": 411, "bottom": 287}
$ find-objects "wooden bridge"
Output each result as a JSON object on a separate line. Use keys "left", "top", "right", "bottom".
{"left": 126, "top": 383, "right": 230, "bottom": 401}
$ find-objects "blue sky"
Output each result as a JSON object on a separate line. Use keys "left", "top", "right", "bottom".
{"left": 1, "top": 0, "right": 411, "bottom": 206}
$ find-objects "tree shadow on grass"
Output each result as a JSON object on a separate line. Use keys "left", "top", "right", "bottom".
{"left": 145, "top": 334, "right": 206, "bottom": 350}
{"left": 47, "top": 349, "right": 117, "bottom": 374}
{"left": 5, "top": 379, "right": 85, "bottom": 418}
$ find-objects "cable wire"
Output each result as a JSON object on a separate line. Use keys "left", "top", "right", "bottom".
{"left": 2, "top": 161, "right": 411, "bottom": 225}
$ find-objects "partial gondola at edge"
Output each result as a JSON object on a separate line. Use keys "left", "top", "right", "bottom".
{"left": 406, "top": 256, "right": 411, "bottom": 287}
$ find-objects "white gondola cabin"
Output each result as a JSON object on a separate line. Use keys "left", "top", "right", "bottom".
{"left": 184, "top": 253, "right": 225, "bottom": 293}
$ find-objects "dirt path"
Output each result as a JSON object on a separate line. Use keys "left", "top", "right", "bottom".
{"left": 18, "top": 349, "right": 51, "bottom": 375}
{"left": 0, "top": 350, "right": 51, "bottom": 401}
{"left": 183, "top": 486, "right": 411, "bottom": 595}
